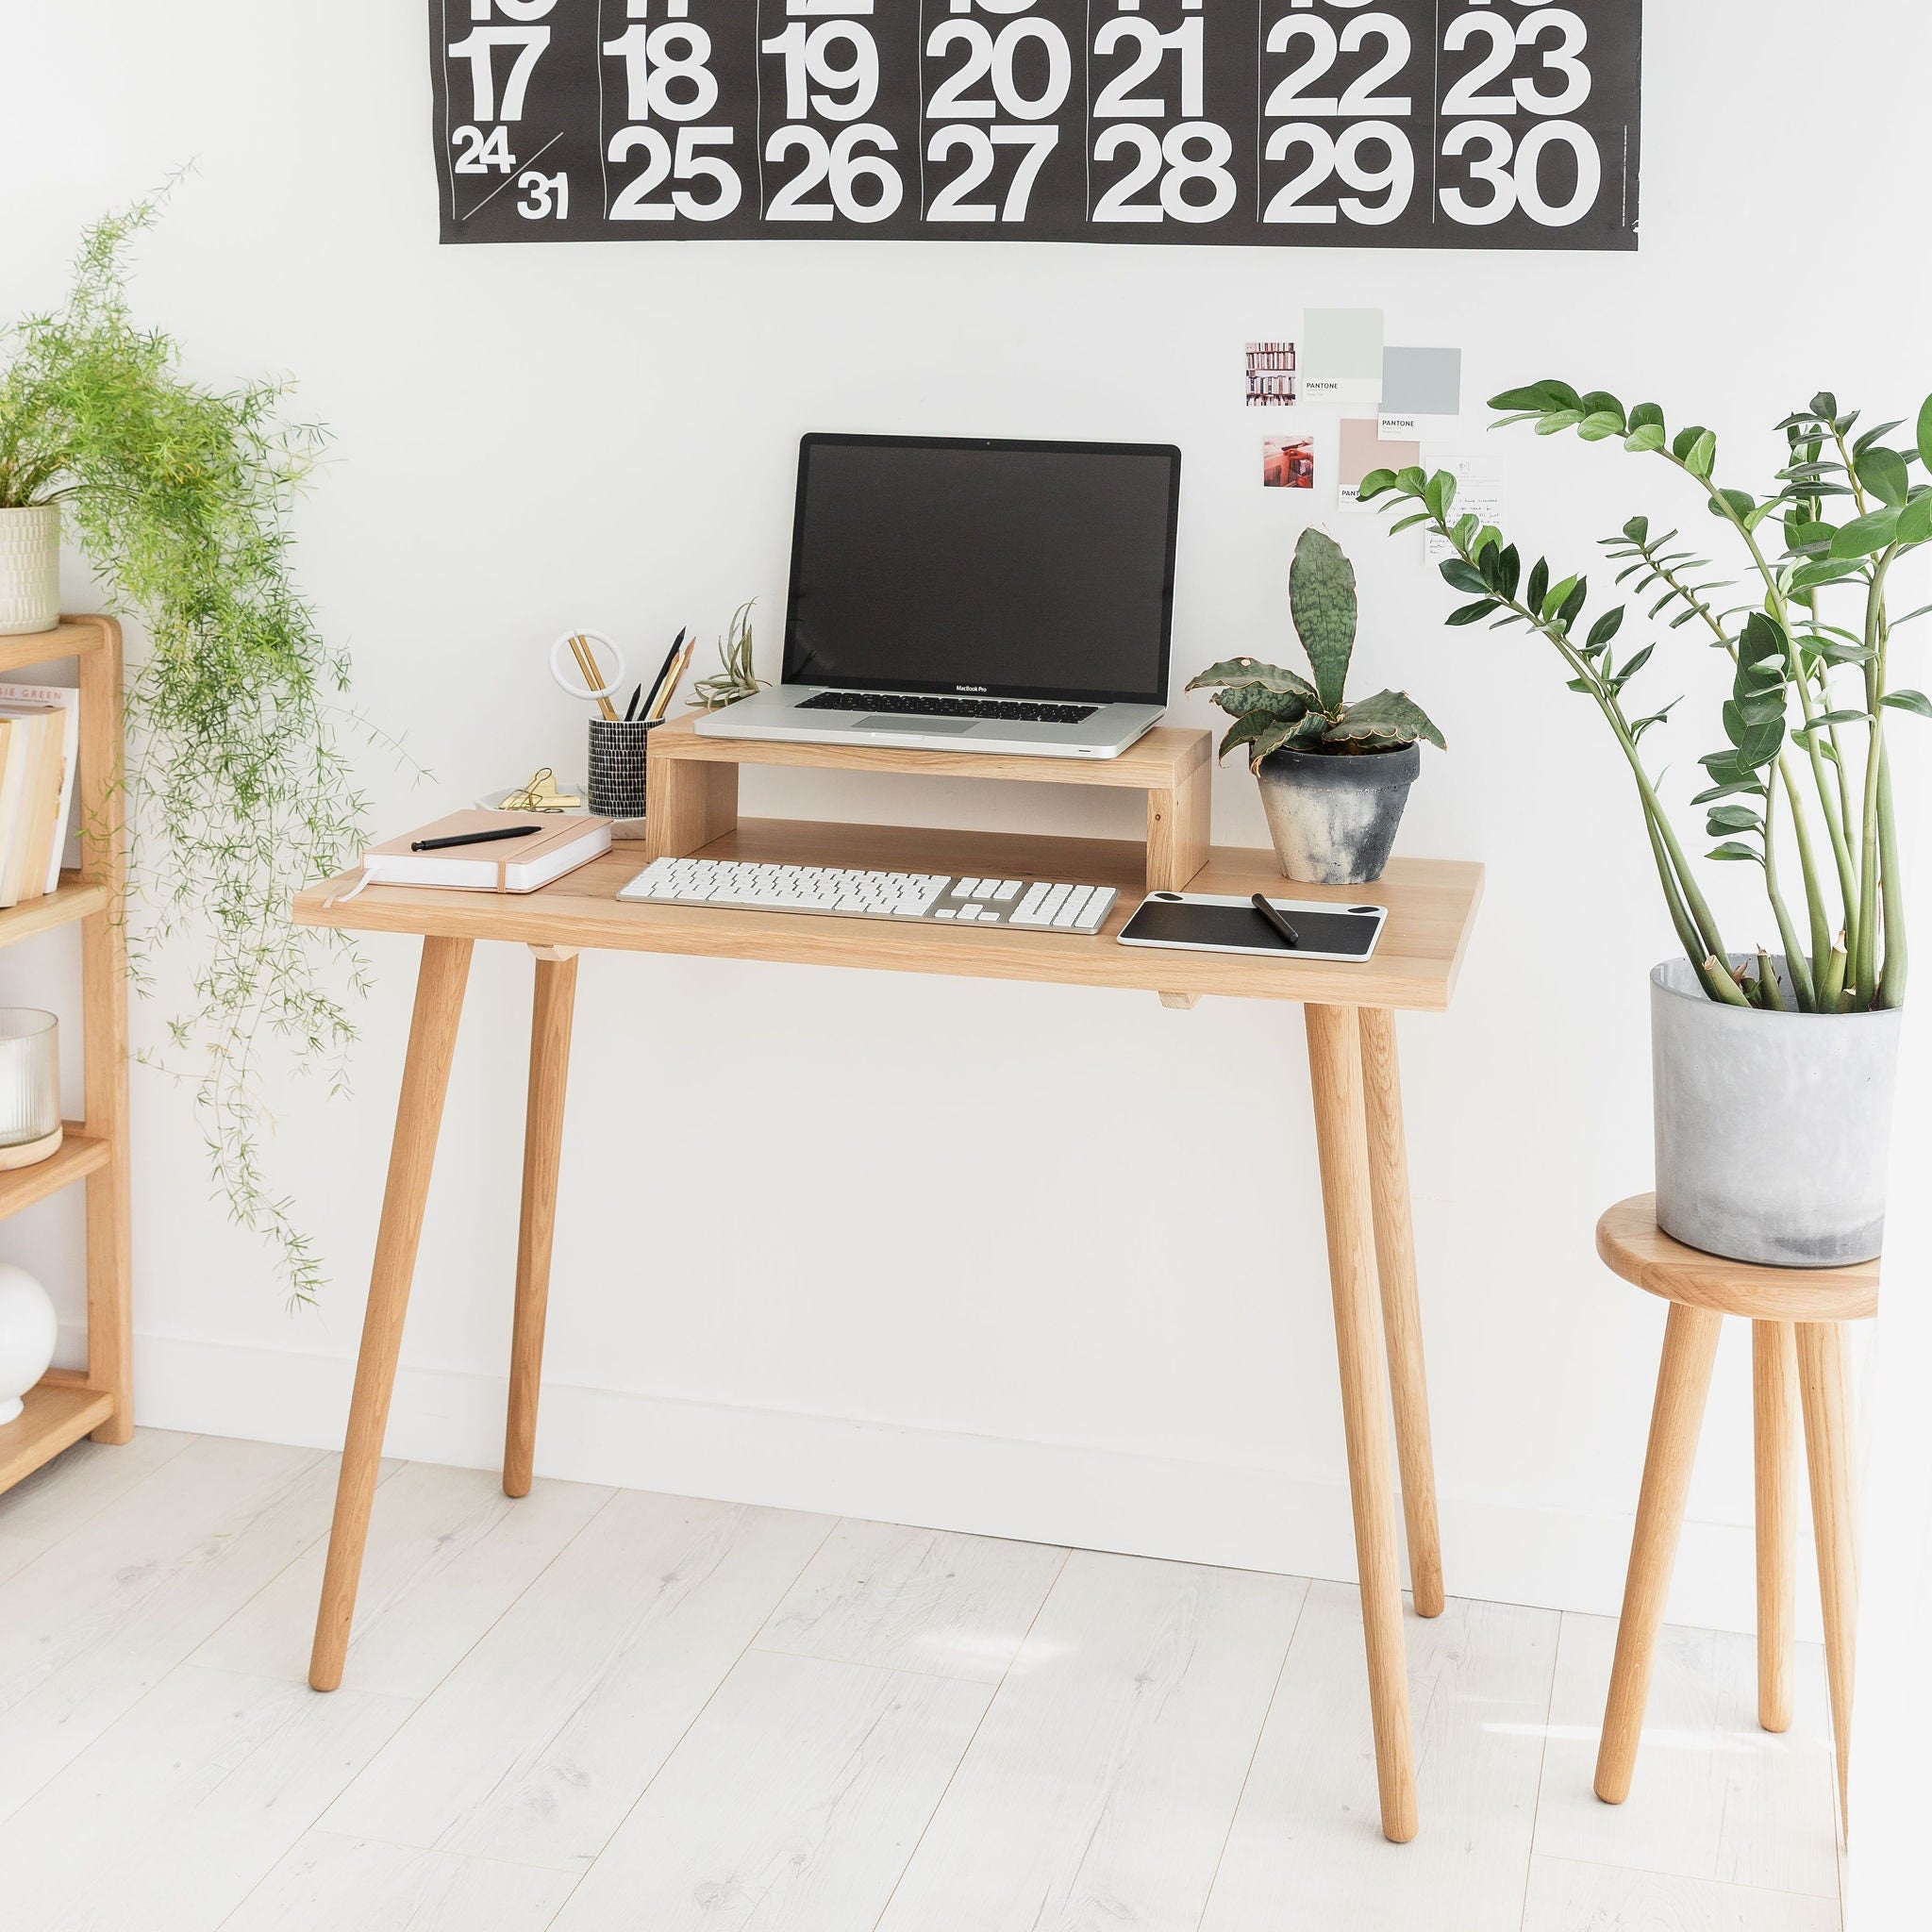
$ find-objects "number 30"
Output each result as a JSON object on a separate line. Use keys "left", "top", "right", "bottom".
{"left": 1440, "top": 119, "right": 1601, "bottom": 226}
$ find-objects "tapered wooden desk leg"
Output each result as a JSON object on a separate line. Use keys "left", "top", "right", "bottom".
{"left": 1357, "top": 1006, "right": 1442, "bottom": 1620}
{"left": 505, "top": 951, "right": 579, "bottom": 1499}
{"left": 1305, "top": 1002, "right": 1418, "bottom": 1844}
{"left": 1796, "top": 1321, "right": 1857, "bottom": 1829}
{"left": 1753, "top": 1320, "right": 1798, "bottom": 1734}
{"left": 1595, "top": 1300, "right": 1722, "bottom": 1804}
{"left": 309, "top": 936, "right": 474, "bottom": 1692}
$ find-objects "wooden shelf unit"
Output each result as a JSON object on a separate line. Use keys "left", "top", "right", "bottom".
{"left": 0, "top": 615, "right": 133, "bottom": 1494}
{"left": 643, "top": 713, "right": 1214, "bottom": 892}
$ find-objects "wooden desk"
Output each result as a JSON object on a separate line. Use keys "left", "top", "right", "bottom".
{"left": 293, "top": 822, "right": 1483, "bottom": 1845}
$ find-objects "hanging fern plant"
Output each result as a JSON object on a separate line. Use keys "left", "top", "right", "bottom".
{"left": 0, "top": 192, "right": 375, "bottom": 1305}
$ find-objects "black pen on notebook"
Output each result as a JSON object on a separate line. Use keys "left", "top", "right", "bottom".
{"left": 411, "top": 824, "right": 542, "bottom": 852}
{"left": 1250, "top": 892, "right": 1301, "bottom": 948}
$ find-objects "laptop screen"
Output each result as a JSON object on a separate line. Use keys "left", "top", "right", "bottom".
{"left": 782, "top": 435, "right": 1181, "bottom": 706}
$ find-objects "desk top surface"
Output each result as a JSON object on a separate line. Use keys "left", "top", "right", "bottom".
{"left": 295, "top": 819, "right": 1483, "bottom": 1010}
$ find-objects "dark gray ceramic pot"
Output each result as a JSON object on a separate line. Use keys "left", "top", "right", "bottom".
{"left": 1255, "top": 741, "right": 1421, "bottom": 884}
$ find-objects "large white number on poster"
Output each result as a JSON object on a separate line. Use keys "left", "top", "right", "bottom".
{"left": 608, "top": 125, "right": 743, "bottom": 218}
{"left": 1264, "top": 12, "right": 1411, "bottom": 117}
{"left": 926, "top": 18, "right": 1071, "bottom": 120}
{"left": 446, "top": 25, "right": 551, "bottom": 121}
{"left": 926, "top": 125, "right": 1058, "bottom": 219}
{"left": 1439, "top": 116, "right": 1599, "bottom": 225}
{"left": 1263, "top": 120, "right": 1413, "bottom": 224}
{"left": 603, "top": 22, "right": 723, "bottom": 121}
{"left": 766, "top": 125, "right": 904, "bottom": 220}
{"left": 762, "top": 21, "right": 880, "bottom": 120}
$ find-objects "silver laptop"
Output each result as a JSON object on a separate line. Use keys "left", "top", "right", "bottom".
{"left": 696, "top": 433, "right": 1181, "bottom": 759}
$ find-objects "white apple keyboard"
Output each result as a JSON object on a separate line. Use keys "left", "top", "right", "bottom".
{"left": 618, "top": 857, "right": 1119, "bottom": 933}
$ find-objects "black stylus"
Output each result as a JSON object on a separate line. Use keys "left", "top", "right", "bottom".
{"left": 1250, "top": 892, "right": 1301, "bottom": 948}
{"left": 412, "top": 825, "right": 542, "bottom": 852}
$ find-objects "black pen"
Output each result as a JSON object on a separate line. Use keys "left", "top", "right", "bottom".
{"left": 1250, "top": 892, "right": 1301, "bottom": 948}
{"left": 640, "top": 627, "right": 687, "bottom": 722}
{"left": 624, "top": 683, "right": 643, "bottom": 723}
{"left": 412, "top": 825, "right": 542, "bottom": 852}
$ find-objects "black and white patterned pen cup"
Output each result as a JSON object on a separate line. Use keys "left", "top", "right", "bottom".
{"left": 587, "top": 716, "right": 656, "bottom": 822}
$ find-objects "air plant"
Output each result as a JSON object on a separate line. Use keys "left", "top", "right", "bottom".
{"left": 691, "top": 598, "right": 762, "bottom": 708}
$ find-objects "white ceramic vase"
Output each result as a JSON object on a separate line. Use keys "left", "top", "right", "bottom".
{"left": 0, "top": 1262, "right": 58, "bottom": 1424}
{"left": 0, "top": 504, "right": 61, "bottom": 637}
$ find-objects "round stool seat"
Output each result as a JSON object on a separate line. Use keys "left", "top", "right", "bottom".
{"left": 1596, "top": 1193, "right": 1878, "bottom": 1323}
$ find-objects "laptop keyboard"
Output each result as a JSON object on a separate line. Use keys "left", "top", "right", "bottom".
{"left": 618, "top": 858, "right": 1119, "bottom": 933}
{"left": 796, "top": 691, "right": 1099, "bottom": 724}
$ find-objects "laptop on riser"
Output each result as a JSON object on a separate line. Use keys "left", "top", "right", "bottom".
{"left": 695, "top": 433, "right": 1181, "bottom": 759}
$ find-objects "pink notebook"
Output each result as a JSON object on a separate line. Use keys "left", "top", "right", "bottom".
{"left": 357, "top": 810, "right": 612, "bottom": 894}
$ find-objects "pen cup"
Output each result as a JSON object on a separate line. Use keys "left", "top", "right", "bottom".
{"left": 587, "top": 716, "right": 658, "bottom": 822}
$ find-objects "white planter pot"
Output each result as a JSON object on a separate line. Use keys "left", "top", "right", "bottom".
{"left": 0, "top": 504, "right": 61, "bottom": 636}
{"left": 1651, "top": 956, "right": 1904, "bottom": 1267}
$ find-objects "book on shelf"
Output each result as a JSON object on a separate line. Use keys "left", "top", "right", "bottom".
{"left": 0, "top": 685, "right": 80, "bottom": 909}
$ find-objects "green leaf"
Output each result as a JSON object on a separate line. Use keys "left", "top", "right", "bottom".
{"left": 1578, "top": 411, "right": 1625, "bottom": 441}
{"left": 1424, "top": 470, "right": 1458, "bottom": 522}
{"left": 1211, "top": 682, "right": 1302, "bottom": 721}
{"left": 1558, "top": 576, "right": 1589, "bottom": 625}
{"left": 1330, "top": 688, "right": 1446, "bottom": 751}
{"left": 1489, "top": 379, "right": 1582, "bottom": 413}
{"left": 1896, "top": 494, "right": 1932, "bottom": 545}
{"left": 1707, "top": 841, "right": 1764, "bottom": 864}
{"left": 1185, "top": 658, "right": 1319, "bottom": 701}
{"left": 1536, "top": 410, "right": 1585, "bottom": 435}
{"left": 1587, "top": 607, "right": 1625, "bottom": 648}
{"left": 1624, "top": 423, "right": 1667, "bottom": 453}
{"left": 1707, "top": 804, "right": 1762, "bottom": 834}
{"left": 1918, "top": 393, "right": 1932, "bottom": 473}
{"left": 1829, "top": 508, "right": 1902, "bottom": 558}
{"left": 1791, "top": 708, "right": 1871, "bottom": 735}
{"left": 1541, "top": 574, "right": 1578, "bottom": 623}
{"left": 1388, "top": 511, "right": 1432, "bottom": 534}
{"left": 1790, "top": 558, "right": 1865, "bottom": 590}
{"left": 1445, "top": 598, "right": 1500, "bottom": 625}
{"left": 1611, "top": 642, "right": 1653, "bottom": 686}
{"left": 1708, "top": 487, "right": 1756, "bottom": 521}
{"left": 1684, "top": 430, "right": 1718, "bottom": 478}
{"left": 1628, "top": 403, "right": 1665, "bottom": 434}
{"left": 1289, "top": 528, "right": 1357, "bottom": 714}
{"left": 1217, "top": 710, "right": 1275, "bottom": 761}
{"left": 1857, "top": 446, "right": 1910, "bottom": 508}
{"left": 1881, "top": 688, "right": 1932, "bottom": 720}
{"left": 1622, "top": 515, "right": 1651, "bottom": 544}
{"left": 1246, "top": 708, "right": 1331, "bottom": 770}
{"left": 1438, "top": 558, "right": 1489, "bottom": 595}
{"left": 1357, "top": 467, "right": 1399, "bottom": 501}
{"left": 1525, "top": 558, "right": 1550, "bottom": 613}
{"left": 1739, "top": 611, "right": 1787, "bottom": 667}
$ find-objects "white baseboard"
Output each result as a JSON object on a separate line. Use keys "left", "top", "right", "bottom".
{"left": 117, "top": 1327, "right": 1821, "bottom": 1643}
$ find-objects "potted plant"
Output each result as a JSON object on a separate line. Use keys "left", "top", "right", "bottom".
{"left": 1359, "top": 382, "right": 1924, "bottom": 1266}
{"left": 0, "top": 194, "right": 370, "bottom": 1303}
{"left": 1188, "top": 527, "right": 1444, "bottom": 884}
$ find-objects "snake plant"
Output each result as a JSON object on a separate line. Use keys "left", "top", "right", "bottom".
{"left": 1188, "top": 528, "right": 1445, "bottom": 770}
{"left": 1358, "top": 383, "right": 1927, "bottom": 1012}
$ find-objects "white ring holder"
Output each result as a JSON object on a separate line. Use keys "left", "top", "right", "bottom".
{"left": 548, "top": 629, "right": 626, "bottom": 706}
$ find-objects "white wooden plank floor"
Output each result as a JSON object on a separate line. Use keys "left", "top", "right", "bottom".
{"left": 0, "top": 1430, "right": 1843, "bottom": 1932}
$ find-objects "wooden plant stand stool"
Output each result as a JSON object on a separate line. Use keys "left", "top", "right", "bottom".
{"left": 1591, "top": 1193, "right": 1877, "bottom": 1828}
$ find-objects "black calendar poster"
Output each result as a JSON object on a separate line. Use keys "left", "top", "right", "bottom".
{"left": 430, "top": 2, "right": 1641, "bottom": 250}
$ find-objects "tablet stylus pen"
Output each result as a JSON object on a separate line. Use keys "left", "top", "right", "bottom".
{"left": 1250, "top": 893, "right": 1301, "bottom": 947}
{"left": 412, "top": 825, "right": 542, "bottom": 852}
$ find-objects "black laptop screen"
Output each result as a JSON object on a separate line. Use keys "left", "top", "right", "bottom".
{"left": 783, "top": 436, "right": 1181, "bottom": 705}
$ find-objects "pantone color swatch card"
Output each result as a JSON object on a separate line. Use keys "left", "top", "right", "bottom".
{"left": 1338, "top": 419, "right": 1420, "bottom": 511}
{"left": 1379, "top": 347, "right": 1463, "bottom": 438}
{"left": 1300, "top": 309, "right": 1384, "bottom": 407}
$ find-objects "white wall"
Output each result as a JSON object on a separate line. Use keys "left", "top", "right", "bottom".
{"left": 4, "top": 0, "right": 1926, "bottom": 1636}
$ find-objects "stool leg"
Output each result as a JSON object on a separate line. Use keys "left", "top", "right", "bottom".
{"left": 1796, "top": 1321, "right": 1857, "bottom": 1831}
{"left": 1594, "top": 1301, "right": 1723, "bottom": 1804}
{"left": 1753, "top": 1320, "right": 1798, "bottom": 1733}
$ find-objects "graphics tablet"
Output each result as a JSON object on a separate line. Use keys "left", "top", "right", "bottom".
{"left": 1117, "top": 891, "right": 1387, "bottom": 963}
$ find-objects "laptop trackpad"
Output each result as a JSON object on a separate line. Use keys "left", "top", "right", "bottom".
{"left": 858, "top": 715, "right": 977, "bottom": 735}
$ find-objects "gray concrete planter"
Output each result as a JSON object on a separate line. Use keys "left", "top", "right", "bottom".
{"left": 1255, "top": 741, "right": 1420, "bottom": 885}
{"left": 1651, "top": 956, "right": 1903, "bottom": 1267}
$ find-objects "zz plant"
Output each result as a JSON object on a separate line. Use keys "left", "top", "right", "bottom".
{"left": 1359, "top": 383, "right": 1925, "bottom": 1014}
{"left": 1188, "top": 528, "right": 1445, "bottom": 767}
{"left": 1, "top": 195, "right": 371, "bottom": 1303}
